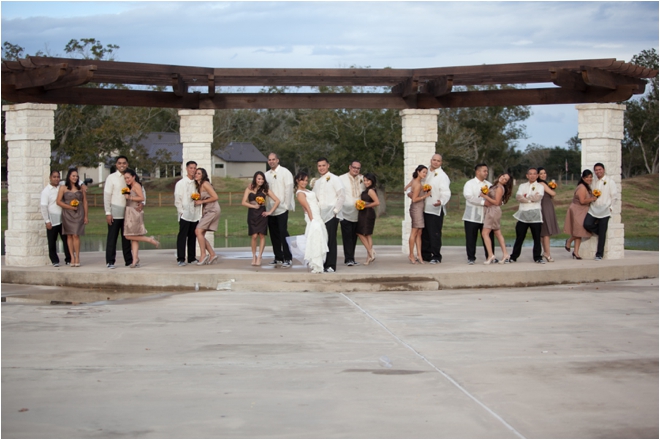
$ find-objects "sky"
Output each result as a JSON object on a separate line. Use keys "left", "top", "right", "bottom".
{"left": 2, "top": 1, "right": 658, "bottom": 149}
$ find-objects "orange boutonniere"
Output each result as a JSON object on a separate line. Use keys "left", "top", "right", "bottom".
{"left": 481, "top": 185, "right": 489, "bottom": 195}
{"left": 548, "top": 181, "right": 557, "bottom": 189}
{"left": 355, "top": 199, "right": 366, "bottom": 211}
{"left": 70, "top": 199, "right": 79, "bottom": 207}
{"left": 325, "top": 176, "right": 331, "bottom": 182}
{"left": 593, "top": 189, "right": 602, "bottom": 198}
{"left": 121, "top": 187, "right": 130, "bottom": 194}
{"left": 255, "top": 196, "right": 265, "bottom": 205}
{"left": 191, "top": 193, "right": 200, "bottom": 201}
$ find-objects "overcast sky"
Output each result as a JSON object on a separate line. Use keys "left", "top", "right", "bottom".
{"left": 2, "top": 1, "right": 658, "bottom": 149}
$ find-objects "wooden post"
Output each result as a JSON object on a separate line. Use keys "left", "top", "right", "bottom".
{"left": 158, "top": 192, "right": 162, "bottom": 207}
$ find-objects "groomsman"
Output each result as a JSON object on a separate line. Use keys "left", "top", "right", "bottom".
{"left": 584, "top": 162, "right": 618, "bottom": 260}
{"left": 104, "top": 155, "right": 132, "bottom": 269}
{"left": 174, "top": 161, "right": 202, "bottom": 266}
{"left": 312, "top": 157, "right": 345, "bottom": 273}
{"left": 421, "top": 154, "right": 451, "bottom": 264}
{"left": 510, "top": 167, "right": 545, "bottom": 264}
{"left": 462, "top": 163, "right": 494, "bottom": 264}
{"left": 41, "top": 170, "right": 71, "bottom": 267}
{"left": 339, "top": 160, "right": 366, "bottom": 266}
{"left": 265, "top": 153, "right": 294, "bottom": 268}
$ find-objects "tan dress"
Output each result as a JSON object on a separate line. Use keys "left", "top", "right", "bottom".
{"left": 563, "top": 186, "right": 592, "bottom": 238}
{"left": 409, "top": 194, "right": 425, "bottom": 229}
{"left": 61, "top": 190, "right": 85, "bottom": 236}
{"left": 197, "top": 190, "right": 221, "bottom": 232}
{"left": 124, "top": 189, "right": 147, "bottom": 236}
{"left": 483, "top": 185, "right": 502, "bottom": 230}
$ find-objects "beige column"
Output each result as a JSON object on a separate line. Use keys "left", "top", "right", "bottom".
{"left": 576, "top": 103, "right": 625, "bottom": 259}
{"left": 178, "top": 109, "right": 215, "bottom": 249}
{"left": 400, "top": 109, "right": 439, "bottom": 253}
{"left": 2, "top": 103, "right": 57, "bottom": 266}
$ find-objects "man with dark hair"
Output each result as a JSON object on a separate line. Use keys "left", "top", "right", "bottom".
{"left": 104, "top": 155, "right": 132, "bottom": 268}
{"left": 584, "top": 163, "right": 618, "bottom": 260}
{"left": 462, "top": 163, "right": 494, "bottom": 264}
{"left": 312, "top": 157, "right": 345, "bottom": 273}
{"left": 339, "top": 160, "right": 365, "bottom": 266}
{"left": 40, "top": 170, "right": 71, "bottom": 267}
{"left": 265, "top": 153, "right": 294, "bottom": 268}
{"left": 174, "top": 161, "right": 202, "bottom": 266}
{"left": 421, "top": 153, "right": 451, "bottom": 264}
{"left": 510, "top": 167, "right": 545, "bottom": 264}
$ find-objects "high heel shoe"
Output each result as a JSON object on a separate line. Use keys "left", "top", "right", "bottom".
{"left": 208, "top": 255, "right": 218, "bottom": 265}
{"left": 565, "top": 239, "right": 571, "bottom": 252}
{"left": 251, "top": 256, "right": 257, "bottom": 266}
{"left": 499, "top": 255, "right": 511, "bottom": 264}
{"left": 256, "top": 256, "right": 262, "bottom": 266}
{"left": 483, "top": 255, "right": 496, "bottom": 265}
{"left": 572, "top": 252, "right": 582, "bottom": 260}
{"left": 416, "top": 258, "right": 424, "bottom": 265}
{"left": 196, "top": 255, "right": 210, "bottom": 266}
{"left": 408, "top": 256, "right": 417, "bottom": 264}
{"left": 130, "top": 259, "right": 140, "bottom": 269}
{"left": 150, "top": 236, "right": 160, "bottom": 248}
{"left": 543, "top": 254, "right": 554, "bottom": 263}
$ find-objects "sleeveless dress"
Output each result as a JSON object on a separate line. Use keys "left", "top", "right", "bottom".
{"left": 124, "top": 189, "right": 147, "bottom": 236}
{"left": 61, "top": 190, "right": 85, "bottom": 236}
{"left": 197, "top": 190, "right": 221, "bottom": 232}
{"left": 247, "top": 191, "right": 268, "bottom": 236}
{"left": 409, "top": 186, "right": 425, "bottom": 229}
{"left": 297, "top": 190, "right": 329, "bottom": 274}
{"left": 483, "top": 185, "right": 502, "bottom": 230}
{"left": 540, "top": 191, "right": 560, "bottom": 237}
{"left": 563, "top": 187, "right": 592, "bottom": 238}
{"left": 357, "top": 189, "right": 376, "bottom": 236}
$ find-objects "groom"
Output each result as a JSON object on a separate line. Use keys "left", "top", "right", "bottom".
{"left": 312, "top": 157, "right": 345, "bottom": 273}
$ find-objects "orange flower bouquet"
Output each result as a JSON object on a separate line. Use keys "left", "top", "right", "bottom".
{"left": 191, "top": 193, "right": 201, "bottom": 201}
{"left": 423, "top": 184, "right": 432, "bottom": 192}
{"left": 548, "top": 181, "right": 557, "bottom": 189}
{"left": 121, "top": 187, "right": 130, "bottom": 195}
{"left": 70, "top": 199, "right": 79, "bottom": 207}
{"left": 355, "top": 199, "right": 366, "bottom": 211}
{"left": 593, "top": 189, "right": 602, "bottom": 198}
{"left": 481, "top": 185, "right": 489, "bottom": 195}
{"left": 255, "top": 196, "right": 266, "bottom": 205}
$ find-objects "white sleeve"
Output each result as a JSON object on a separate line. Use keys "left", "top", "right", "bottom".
{"left": 40, "top": 188, "right": 51, "bottom": 223}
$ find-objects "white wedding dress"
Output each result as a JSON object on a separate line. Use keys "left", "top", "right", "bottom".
{"left": 297, "top": 190, "right": 328, "bottom": 273}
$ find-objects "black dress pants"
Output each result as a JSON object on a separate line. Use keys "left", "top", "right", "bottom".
{"left": 511, "top": 221, "right": 542, "bottom": 262}
{"left": 464, "top": 221, "right": 494, "bottom": 262}
{"left": 422, "top": 211, "right": 445, "bottom": 262}
{"left": 324, "top": 217, "right": 339, "bottom": 271}
{"left": 47, "top": 224, "right": 71, "bottom": 265}
{"left": 340, "top": 219, "right": 359, "bottom": 263}
{"left": 268, "top": 212, "right": 292, "bottom": 262}
{"left": 583, "top": 214, "right": 609, "bottom": 257}
{"left": 106, "top": 218, "right": 132, "bottom": 266}
{"left": 177, "top": 219, "right": 199, "bottom": 263}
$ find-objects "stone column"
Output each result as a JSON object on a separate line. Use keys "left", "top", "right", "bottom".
{"left": 2, "top": 103, "right": 57, "bottom": 266}
{"left": 400, "top": 109, "right": 439, "bottom": 253}
{"left": 576, "top": 103, "right": 625, "bottom": 259}
{"left": 178, "top": 109, "right": 215, "bottom": 249}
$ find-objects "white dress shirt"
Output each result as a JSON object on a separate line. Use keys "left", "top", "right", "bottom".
{"left": 513, "top": 181, "right": 544, "bottom": 223}
{"left": 424, "top": 166, "right": 451, "bottom": 216}
{"left": 265, "top": 165, "right": 294, "bottom": 216}
{"left": 462, "top": 177, "right": 491, "bottom": 223}
{"left": 312, "top": 172, "right": 345, "bottom": 223}
{"left": 174, "top": 176, "right": 202, "bottom": 222}
{"left": 40, "top": 184, "right": 62, "bottom": 226}
{"left": 588, "top": 174, "right": 618, "bottom": 218}
{"left": 339, "top": 173, "right": 366, "bottom": 222}
{"left": 104, "top": 171, "right": 127, "bottom": 219}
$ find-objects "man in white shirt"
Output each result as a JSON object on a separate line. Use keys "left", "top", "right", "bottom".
{"left": 339, "top": 160, "right": 366, "bottom": 266}
{"left": 104, "top": 156, "right": 132, "bottom": 269}
{"left": 510, "top": 167, "right": 545, "bottom": 264}
{"left": 174, "top": 161, "right": 202, "bottom": 266}
{"left": 462, "top": 163, "right": 495, "bottom": 264}
{"left": 312, "top": 157, "right": 345, "bottom": 273}
{"left": 583, "top": 162, "right": 618, "bottom": 261}
{"left": 265, "top": 153, "right": 294, "bottom": 268}
{"left": 421, "top": 154, "right": 451, "bottom": 264}
{"left": 41, "top": 170, "right": 71, "bottom": 267}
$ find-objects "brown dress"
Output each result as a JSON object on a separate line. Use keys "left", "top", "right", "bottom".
{"left": 357, "top": 189, "right": 376, "bottom": 236}
{"left": 563, "top": 186, "right": 592, "bottom": 238}
{"left": 61, "top": 190, "right": 85, "bottom": 236}
{"left": 197, "top": 190, "right": 221, "bottom": 232}
{"left": 483, "top": 185, "right": 502, "bottom": 230}
{"left": 247, "top": 191, "right": 268, "bottom": 236}
{"left": 540, "top": 191, "right": 560, "bottom": 237}
{"left": 409, "top": 187, "right": 425, "bottom": 229}
{"left": 124, "top": 189, "right": 147, "bottom": 236}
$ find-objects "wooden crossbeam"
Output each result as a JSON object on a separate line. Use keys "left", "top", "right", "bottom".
{"left": 11, "top": 64, "right": 68, "bottom": 90}
{"left": 44, "top": 66, "right": 97, "bottom": 90}
{"left": 424, "top": 76, "right": 453, "bottom": 97}
{"left": 208, "top": 74, "right": 215, "bottom": 98}
{"left": 171, "top": 74, "right": 188, "bottom": 97}
{"left": 581, "top": 66, "right": 647, "bottom": 93}
{"left": 550, "top": 68, "right": 587, "bottom": 91}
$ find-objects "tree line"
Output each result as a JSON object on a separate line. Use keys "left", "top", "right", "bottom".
{"left": 2, "top": 40, "right": 657, "bottom": 187}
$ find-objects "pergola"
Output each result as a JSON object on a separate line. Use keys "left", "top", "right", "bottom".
{"left": 1, "top": 57, "right": 657, "bottom": 266}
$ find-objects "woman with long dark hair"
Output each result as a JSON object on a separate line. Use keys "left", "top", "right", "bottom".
{"left": 56, "top": 168, "right": 88, "bottom": 267}
{"left": 295, "top": 171, "right": 328, "bottom": 273}
{"left": 405, "top": 165, "right": 432, "bottom": 264}
{"left": 242, "top": 171, "right": 280, "bottom": 266}
{"left": 194, "top": 168, "right": 221, "bottom": 265}
{"left": 122, "top": 169, "right": 160, "bottom": 268}
{"left": 356, "top": 172, "right": 380, "bottom": 265}
{"left": 480, "top": 172, "right": 514, "bottom": 264}
{"left": 537, "top": 167, "right": 560, "bottom": 262}
{"left": 563, "top": 170, "right": 598, "bottom": 259}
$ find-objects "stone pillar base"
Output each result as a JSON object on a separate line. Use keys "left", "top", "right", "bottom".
{"left": 580, "top": 223, "right": 624, "bottom": 260}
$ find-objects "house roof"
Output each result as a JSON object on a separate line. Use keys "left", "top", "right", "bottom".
{"left": 136, "top": 132, "right": 182, "bottom": 162}
{"left": 213, "top": 142, "right": 268, "bottom": 163}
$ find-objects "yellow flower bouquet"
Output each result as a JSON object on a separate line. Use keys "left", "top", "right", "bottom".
{"left": 481, "top": 185, "right": 489, "bottom": 195}
{"left": 70, "top": 199, "right": 79, "bottom": 207}
{"left": 191, "top": 193, "right": 201, "bottom": 201}
{"left": 423, "top": 184, "right": 432, "bottom": 192}
{"left": 593, "top": 189, "right": 602, "bottom": 198}
{"left": 255, "top": 196, "right": 266, "bottom": 205}
{"left": 121, "top": 187, "right": 130, "bottom": 194}
{"left": 548, "top": 181, "right": 557, "bottom": 189}
{"left": 355, "top": 199, "right": 366, "bottom": 211}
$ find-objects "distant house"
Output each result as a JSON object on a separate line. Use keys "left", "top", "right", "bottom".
{"left": 135, "top": 132, "right": 183, "bottom": 178}
{"left": 212, "top": 142, "right": 268, "bottom": 178}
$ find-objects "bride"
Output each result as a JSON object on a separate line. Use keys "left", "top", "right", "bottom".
{"left": 295, "top": 171, "right": 328, "bottom": 273}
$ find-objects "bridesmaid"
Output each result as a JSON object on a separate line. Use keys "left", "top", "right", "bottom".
{"left": 537, "top": 167, "right": 560, "bottom": 262}
{"left": 193, "top": 168, "right": 221, "bottom": 265}
{"left": 563, "top": 170, "right": 598, "bottom": 259}
{"left": 356, "top": 172, "right": 380, "bottom": 265}
{"left": 480, "top": 173, "right": 513, "bottom": 264}
{"left": 241, "top": 171, "right": 280, "bottom": 266}
{"left": 56, "top": 168, "right": 87, "bottom": 267}
{"left": 405, "top": 165, "right": 432, "bottom": 264}
{"left": 122, "top": 169, "right": 160, "bottom": 268}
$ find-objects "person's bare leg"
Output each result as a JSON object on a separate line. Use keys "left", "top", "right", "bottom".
{"left": 574, "top": 237, "right": 582, "bottom": 258}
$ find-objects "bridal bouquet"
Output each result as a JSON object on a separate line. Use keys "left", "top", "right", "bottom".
{"left": 355, "top": 199, "right": 366, "bottom": 211}
{"left": 423, "top": 184, "right": 432, "bottom": 192}
{"left": 70, "top": 199, "right": 79, "bottom": 207}
{"left": 481, "top": 185, "right": 489, "bottom": 195}
{"left": 548, "top": 181, "right": 557, "bottom": 189}
{"left": 256, "top": 196, "right": 266, "bottom": 205}
{"left": 121, "top": 187, "right": 130, "bottom": 194}
{"left": 191, "top": 193, "right": 201, "bottom": 201}
{"left": 593, "top": 189, "right": 602, "bottom": 198}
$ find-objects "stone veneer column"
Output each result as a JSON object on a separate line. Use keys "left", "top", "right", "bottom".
{"left": 576, "top": 103, "right": 625, "bottom": 259}
{"left": 2, "top": 103, "right": 57, "bottom": 266}
{"left": 178, "top": 109, "right": 215, "bottom": 249}
{"left": 400, "top": 109, "right": 439, "bottom": 253}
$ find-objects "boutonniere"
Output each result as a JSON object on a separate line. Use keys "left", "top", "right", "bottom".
{"left": 325, "top": 175, "right": 330, "bottom": 182}
{"left": 434, "top": 172, "right": 438, "bottom": 177}
{"left": 360, "top": 179, "right": 363, "bottom": 184}
{"left": 531, "top": 186, "right": 536, "bottom": 191}
{"left": 273, "top": 173, "right": 277, "bottom": 179}
{"left": 603, "top": 181, "right": 607, "bottom": 185}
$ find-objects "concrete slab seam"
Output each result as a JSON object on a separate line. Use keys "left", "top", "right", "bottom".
{"left": 339, "top": 292, "right": 526, "bottom": 439}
